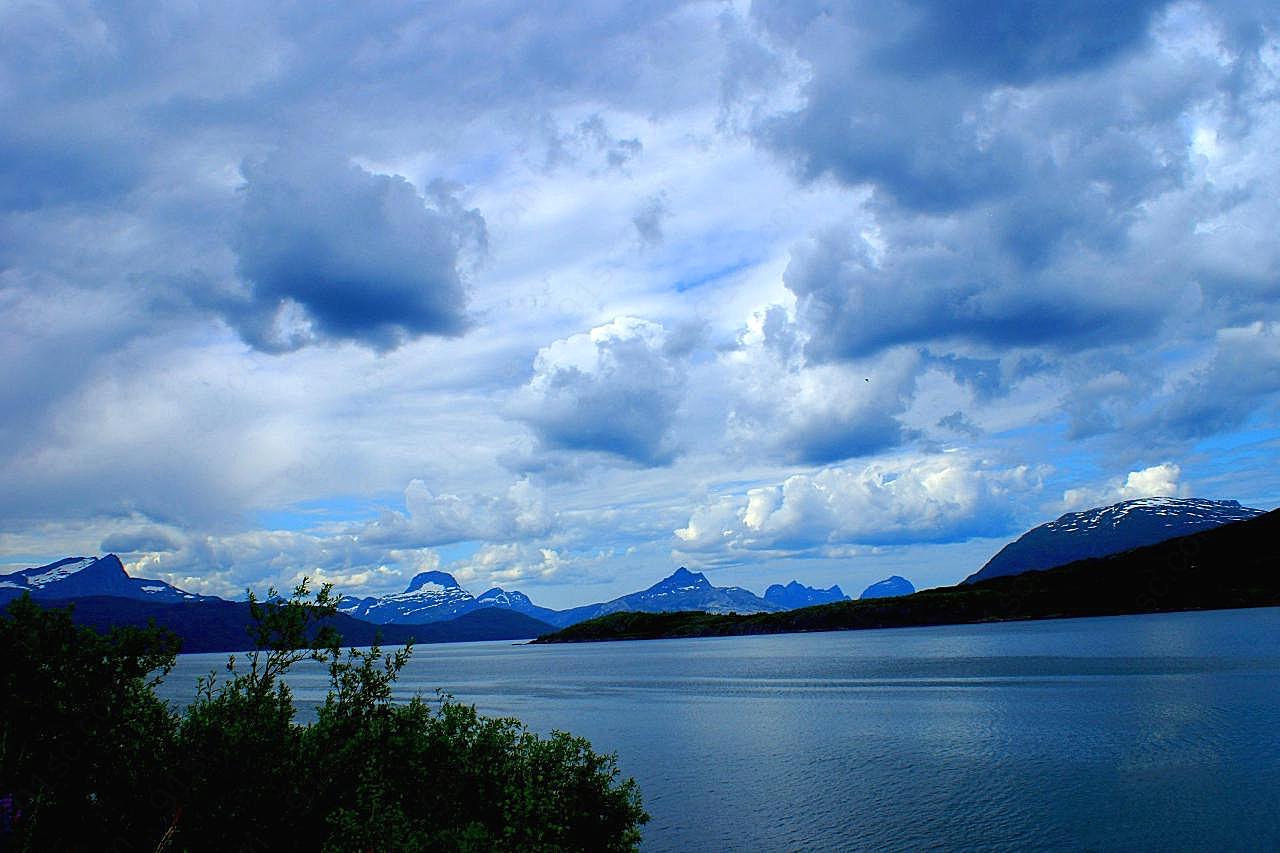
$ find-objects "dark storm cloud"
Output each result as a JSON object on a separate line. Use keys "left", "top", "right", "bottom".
{"left": 763, "top": 75, "right": 1023, "bottom": 213}
{"left": 228, "top": 153, "right": 485, "bottom": 352}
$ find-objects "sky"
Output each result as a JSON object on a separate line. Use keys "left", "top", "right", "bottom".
{"left": 3, "top": 0, "right": 1279, "bottom": 608}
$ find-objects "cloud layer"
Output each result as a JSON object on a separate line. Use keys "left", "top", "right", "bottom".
{"left": 676, "top": 453, "right": 1038, "bottom": 558}
{"left": 2, "top": 0, "right": 1278, "bottom": 602}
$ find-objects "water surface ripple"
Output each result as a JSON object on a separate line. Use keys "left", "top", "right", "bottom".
{"left": 159, "top": 608, "right": 1280, "bottom": 851}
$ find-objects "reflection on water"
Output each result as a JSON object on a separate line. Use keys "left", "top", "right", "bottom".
{"left": 159, "top": 608, "right": 1280, "bottom": 851}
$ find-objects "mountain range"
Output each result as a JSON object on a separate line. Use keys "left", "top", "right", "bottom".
{"left": 0, "top": 556, "right": 846, "bottom": 650}
{"left": 764, "top": 580, "right": 849, "bottom": 609}
{"left": 3, "top": 495, "right": 1266, "bottom": 650}
{"left": 337, "top": 566, "right": 865, "bottom": 627}
{"left": 537, "top": 506, "right": 1280, "bottom": 643}
{"left": 0, "top": 556, "right": 556, "bottom": 650}
{"left": 963, "top": 498, "right": 1264, "bottom": 584}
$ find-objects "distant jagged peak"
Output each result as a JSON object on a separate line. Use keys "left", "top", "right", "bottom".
{"left": 93, "top": 553, "right": 128, "bottom": 573}
{"left": 763, "top": 579, "right": 849, "bottom": 608}
{"left": 647, "top": 567, "right": 711, "bottom": 593}
{"left": 767, "top": 579, "right": 844, "bottom": 594}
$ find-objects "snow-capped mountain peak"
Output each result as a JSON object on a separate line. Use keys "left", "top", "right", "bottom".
{"left": 0, "top": 554, "right": 210, "bottom": 603}
{"left": 1051, "top": 497, "right": 1251, "bottom": 532}
{"left": 964, "top": 497, "right": 1263, "bottom": 584}
{"left": 336, "top": 570, "right": 479, "bottom": 624}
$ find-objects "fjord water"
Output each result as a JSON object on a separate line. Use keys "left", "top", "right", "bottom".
{"left": 161, "top": 608, "right": 1280, "bottom": 851}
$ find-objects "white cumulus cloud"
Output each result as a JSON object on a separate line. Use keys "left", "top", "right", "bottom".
{"left": 1061, "top": 462, "right": 1191, "bottom": 511}
{"left": 676, "top": 452, "right": 1041, "bottom": 559}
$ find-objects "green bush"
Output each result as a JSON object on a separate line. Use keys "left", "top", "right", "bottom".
{"left": 0, "top": 595, "right": 181, "bottom": 849}
{"left": 0, "top": 585, "right": 647, "bottom": 851}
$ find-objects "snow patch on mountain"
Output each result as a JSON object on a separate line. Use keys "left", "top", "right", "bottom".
{"left": 964, "top": 497, "right": 1263, "bottom": 584}
{"left": 26, "top": 558, "right": 96, "bottom": 587}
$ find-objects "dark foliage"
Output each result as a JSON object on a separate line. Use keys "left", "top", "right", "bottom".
{"left": 0, "top": 583, "right": 646, "bottom": 851}
{"left": 0, "top": 595, "right": 181, "bottom": 849}
{"left": 537, "top": 509, "right": 1280, "bottom": 643}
